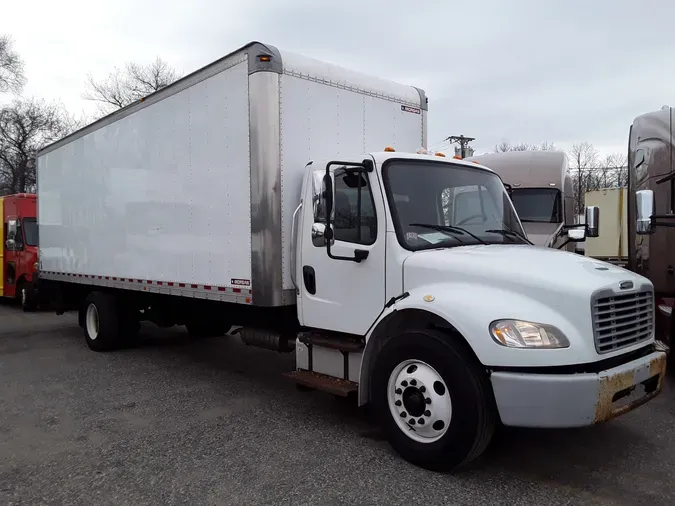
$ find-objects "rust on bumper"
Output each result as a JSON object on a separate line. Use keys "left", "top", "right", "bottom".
{"left": 593, "top": 351, "right": 667, "bottom": 424}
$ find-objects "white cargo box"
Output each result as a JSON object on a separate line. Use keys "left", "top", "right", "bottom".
{"left": 584, "top": 187, "right": 628, "bottom": 259}
{"left": 36, "top": 41, "right": 427, "bottom": 307}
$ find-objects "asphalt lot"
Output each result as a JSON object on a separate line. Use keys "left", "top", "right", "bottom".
{"left": 1, "top": 304, "right": 674, "bottom": 506}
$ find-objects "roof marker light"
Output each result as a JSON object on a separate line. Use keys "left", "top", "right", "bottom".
{"left": 435, "top": 152, "right": 446, "bottom": 157}
{"left": 384, "top": 146, "right": 396, "bottom": 152}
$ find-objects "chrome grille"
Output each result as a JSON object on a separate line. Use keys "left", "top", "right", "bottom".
{"left": 592, "top": 289, "right": 654, "bottom": 354}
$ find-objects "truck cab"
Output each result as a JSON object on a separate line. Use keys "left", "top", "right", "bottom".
{"left": 465, "top": 151, "right": 577, "bottom": 250}
{"left": 630, "top": 106, "right": 675, "bottom": 354}
{"left": 1, "top": 193, "right": 39, "bottom": 310}
{"left": 292, "top": 149, "right": 665, "bottom": 470}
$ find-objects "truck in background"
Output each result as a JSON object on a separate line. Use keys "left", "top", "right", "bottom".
{"left": 36, "top": 41, "right": 667, "bottom": 471}
{"left": 583, "top": 188, "right": 628, "bottom": 267}
{"left": 630, "top": 106, "right": 675, "bottom": 358}
{"left": 464, "top": 151, "right": 579, "bottom": 251}
{"left": 1, "top": 193, "right": 39, "bottom": 311}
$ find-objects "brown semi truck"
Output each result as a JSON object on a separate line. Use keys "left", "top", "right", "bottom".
{"left": 628, "top": 105, "right": 675, "bottom": 355}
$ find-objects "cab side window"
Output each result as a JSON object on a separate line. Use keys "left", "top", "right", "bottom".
{"left": 333, "top": 170, "right": 377, "bottom": 245}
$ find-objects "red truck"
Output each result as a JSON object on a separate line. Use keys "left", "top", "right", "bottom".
{"left": 1, "top": 193, "right": 39, "bottom": 310}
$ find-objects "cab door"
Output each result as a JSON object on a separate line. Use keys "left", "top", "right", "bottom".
{"left": 297, "top": 158, "right": 387, "bottom": 335}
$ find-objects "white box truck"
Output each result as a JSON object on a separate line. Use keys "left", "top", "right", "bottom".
{"left": 36, "top": 41, "right": 667, "bottom": 472}
{"left": 584, "top": 187, "right": 628, "bottom": 266}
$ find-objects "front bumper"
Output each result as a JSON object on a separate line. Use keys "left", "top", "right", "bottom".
{"left": 490, "top": 348, "right": 667, "bottom": 428}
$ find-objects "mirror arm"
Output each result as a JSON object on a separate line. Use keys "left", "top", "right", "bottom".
{"left": 556, "top": 238, "right": 573, "bottom": 250}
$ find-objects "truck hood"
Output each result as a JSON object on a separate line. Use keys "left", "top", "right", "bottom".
{"left": 402, "top": 244, "right": 647, "bottom": 298}
{"left": 521, "top": 222, "right": 561, "bottom": 247}
{"left": 401, "top": 244, "right": 653, "bottom": 366}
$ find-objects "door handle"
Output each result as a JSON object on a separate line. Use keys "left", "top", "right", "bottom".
{"left": 303, "top": 265, "right": 316, "bottom": 295}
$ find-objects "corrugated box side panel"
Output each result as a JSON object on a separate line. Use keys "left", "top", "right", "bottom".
{"left": 278, "top": 50, "right": 426, "bottom": 293}
{"left": 37, "top": 57, "right": 252, "bottom": 289}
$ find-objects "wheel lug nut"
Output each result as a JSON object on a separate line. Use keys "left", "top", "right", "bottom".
{"left": 409, "top": 419, "right": 416, "bottom": 425}
{"left": 395, "top": 388, "right": 402, "bottom": 395}
{"left": 395, "top": 400, "right": 402, "bottom": 407}
{"left": 401, "top": 380, "right": 408, "bottom": 387}
{"left": 410, "top": 379, "right": 417, "bottom": 386}
{"left": 418, "top": 418, "right": 425, "bottom": 425}
{"left": 425, "top": 398, "right": 431, "bottom": 404}
{"left": 419, "top": 386, "right": 426, "bottom": 393}
{"left": 400, "top": 411, "right": 407, "bottom": 418}
{"left": 424, "top": 410, "right": 431, "bottom": 417}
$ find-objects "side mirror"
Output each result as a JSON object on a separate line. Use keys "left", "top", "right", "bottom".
{"left": 323, "top": 174, "right": 333, "bottom": 244}
{"left": 585, "top": 205, "right": 599, "bottom": 238}
{"left": 311, "top": 222, "right": 334, "bottom": 247}
{"left": 636, "top": 189, "right": 655, "bottom": 235}
{"left": 322, "top": 173, "right": 334, "bottom": 224}
{"left": 6, "top": 219, "right": 18, "bottom": 250}
{"left": 567, "top": 228, "right": 586, "bottom": 242}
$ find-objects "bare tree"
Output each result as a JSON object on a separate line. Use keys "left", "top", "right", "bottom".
{"left": 494, "top": 139, "right": 557, "bottom": 152}
{"left": 568, "top": 142, "right": 600, "bottom": 215}
{"left": 603, "top": 152, "right": 628, "bottom": 187}
{"left": 83, "top": 57, "right": 181, "bottom": 115}
{"left": 0, "top": 98, "right": 82, "bottom": 195}
{"left": 0, "top": 34, "right": 26, "bottom": 94}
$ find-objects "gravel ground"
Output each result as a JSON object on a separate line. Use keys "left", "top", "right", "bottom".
{"left": 1, "top": 303, "right": 674, "bottom": 506}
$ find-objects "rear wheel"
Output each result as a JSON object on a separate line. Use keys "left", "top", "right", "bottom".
{"left": 82, "top": 291, "right": 136, "bottom": 351}
{"left": 371, "top": 329, "right": 496, "bottom": 472}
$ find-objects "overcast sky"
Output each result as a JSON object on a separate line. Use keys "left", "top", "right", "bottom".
{"left": 3, "top": 0, "right": 675, "bottom": 157}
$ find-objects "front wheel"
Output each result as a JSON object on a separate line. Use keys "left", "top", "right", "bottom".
{"left": 371, "top": 329, "right": 496, "bottom": 472}
{"left": 19, "top": 282, "right": 38, "bottom": 312}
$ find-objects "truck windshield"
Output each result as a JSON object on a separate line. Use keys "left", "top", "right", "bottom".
{"left": 509, "top": 188, "right": 562, "bottom": 223}
{"left": 22, "top": 218, "right": 38, "bottom": 247}
{"left": 383, "top": 159, "right": 526, "bottom": 250}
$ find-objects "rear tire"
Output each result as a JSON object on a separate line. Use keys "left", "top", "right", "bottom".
{"left": 82, "top": 291, "right": 127, "bottom": 352}
{"left": 371, "top": 329, "right": 496, "bottom": 472}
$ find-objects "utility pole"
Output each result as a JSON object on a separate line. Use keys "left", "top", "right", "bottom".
{"left": 445, "top": 135, "right": 475, "bottom": 158}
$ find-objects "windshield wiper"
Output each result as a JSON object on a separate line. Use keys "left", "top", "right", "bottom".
{"left": 485, "top": 229, "right": 533, "bottom": 245}
{"left": 409, "top": 223, "right": 488, "bottom": 245}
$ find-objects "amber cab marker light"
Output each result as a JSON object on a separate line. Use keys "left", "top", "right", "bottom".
{"left": 384, "top": 146, "right": 395, "bottom": 152}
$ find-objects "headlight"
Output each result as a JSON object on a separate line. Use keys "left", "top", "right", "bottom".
{"left": 489, "top": 319, "right": 570, "bottom": 349}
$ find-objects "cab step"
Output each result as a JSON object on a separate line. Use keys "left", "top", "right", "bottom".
{"left": 282, "top": 370, "right": 358, "bottom": 397}
{"left": 298, "top": 332, "right": 364, "bottom": 353}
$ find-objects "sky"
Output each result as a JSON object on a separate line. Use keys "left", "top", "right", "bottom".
{"left": 3, "top": 0, "right": 675, "bottom": 158}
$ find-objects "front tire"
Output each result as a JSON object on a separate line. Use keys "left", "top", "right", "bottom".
{"left": 19, "top": 282, "right": 38, "bottom": 312}
{"left": 371, "top": 329, "right": 496, "bottom": 472}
